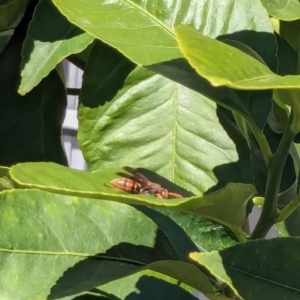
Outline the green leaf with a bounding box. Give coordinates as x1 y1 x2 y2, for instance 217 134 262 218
52 0 274 126
0 189 221 299
52 0 273 65
174 24 300 90
19 0 94 95
78 66 252 194
190 237 300 300
52 0 182 65
261 0 300 21
9 162 255 219
0 6 68 166
9 162 207 208
10 162 255 243
0 189 200 299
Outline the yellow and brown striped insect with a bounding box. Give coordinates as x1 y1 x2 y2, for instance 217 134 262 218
108 166 182 199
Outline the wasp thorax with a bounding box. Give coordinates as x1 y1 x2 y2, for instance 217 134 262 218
160 189 168 199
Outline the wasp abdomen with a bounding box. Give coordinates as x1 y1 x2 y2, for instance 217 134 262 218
109 167 183 199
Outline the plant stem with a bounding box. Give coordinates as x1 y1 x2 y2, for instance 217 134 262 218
276 193 300 223
250 115 296 239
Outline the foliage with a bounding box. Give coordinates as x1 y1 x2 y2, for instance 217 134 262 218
1 0 300 299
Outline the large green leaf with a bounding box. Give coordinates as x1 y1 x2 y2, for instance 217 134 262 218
10 162 256 243
175 25 300 90
52 0 272 65
9 162 207 207
0 4 68 166
78 66 252 194
0 189 215 299
190 237 300 300
53 0 275 127
9 162 255 215
18 0 94 95
53 0 182 65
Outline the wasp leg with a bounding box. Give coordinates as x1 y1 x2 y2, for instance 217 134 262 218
140 189 151 195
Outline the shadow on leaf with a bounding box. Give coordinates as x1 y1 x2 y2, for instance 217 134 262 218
124 276 198 300
48 230 181 299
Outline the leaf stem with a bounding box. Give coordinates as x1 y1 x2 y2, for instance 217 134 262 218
250 113 296 239
247 122 272 165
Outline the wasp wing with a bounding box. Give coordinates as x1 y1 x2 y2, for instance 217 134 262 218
121 166 162 188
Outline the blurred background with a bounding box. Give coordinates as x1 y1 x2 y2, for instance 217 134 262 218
62 61 86 170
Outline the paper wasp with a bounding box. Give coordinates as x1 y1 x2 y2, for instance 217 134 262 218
108 166 182 199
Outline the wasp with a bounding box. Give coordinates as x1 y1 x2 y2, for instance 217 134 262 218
108 166 182 199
